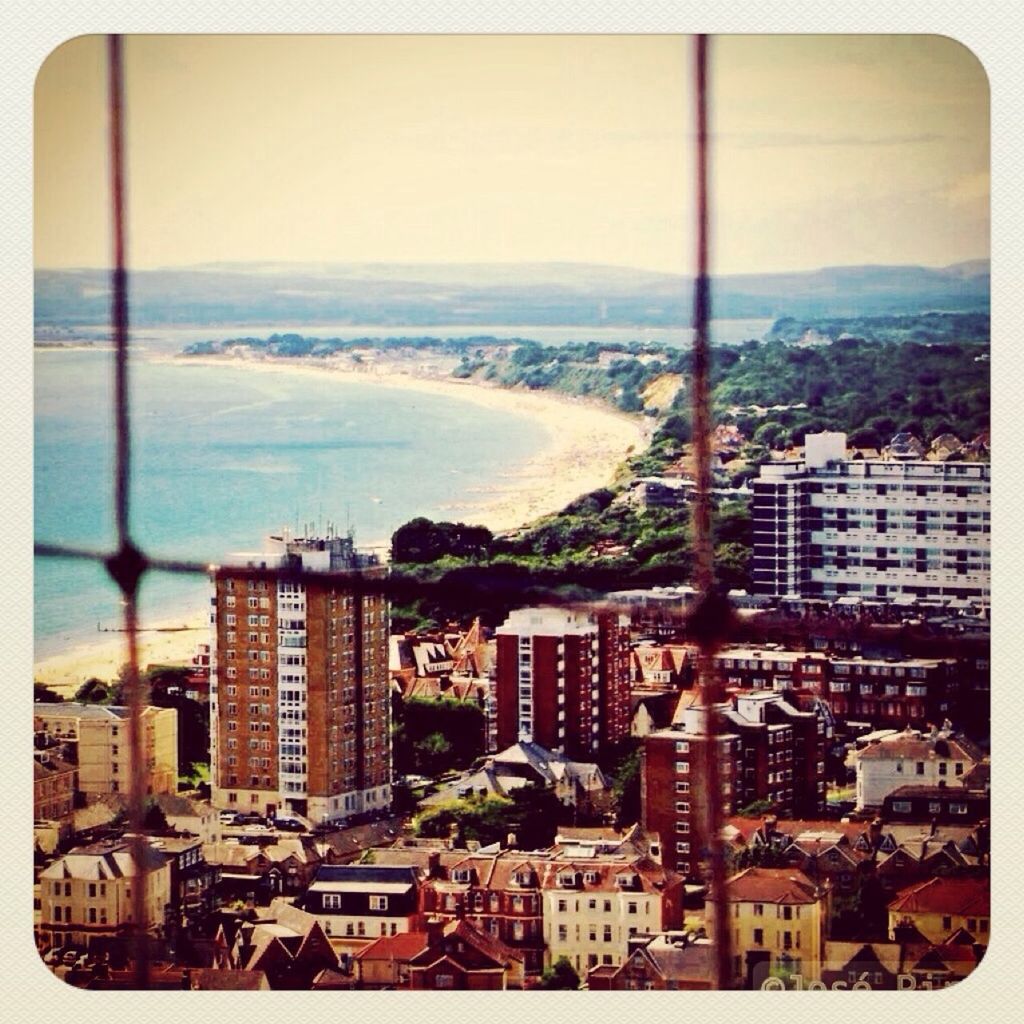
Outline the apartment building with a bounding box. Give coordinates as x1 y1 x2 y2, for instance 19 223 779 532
752 432 990 602
33 748 76 832
38 840 171 951
704 867 831 987
33 703 178 796
495 607 630 760
209 531 390 823
540 858 684 974
642 694 828 880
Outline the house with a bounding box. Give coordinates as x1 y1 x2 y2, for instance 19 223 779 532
153 794 221 843
203 837 321 905
407 918 525 990
147 835 217 932
38 839 172 953
704 867 830 988
887 875 990 946
586 931 713 990
855 724 983 811
422 741 611 812
300 864 421 940
354 929 432 988
215 902 339 989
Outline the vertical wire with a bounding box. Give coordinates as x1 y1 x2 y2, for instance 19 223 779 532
107 33 150 988
689 33 732 990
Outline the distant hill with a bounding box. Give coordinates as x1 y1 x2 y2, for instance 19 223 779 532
34 259 989 327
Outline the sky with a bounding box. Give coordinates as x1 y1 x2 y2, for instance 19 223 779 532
34 34 989 277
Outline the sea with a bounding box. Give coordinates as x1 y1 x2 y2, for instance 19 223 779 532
33 319 770 658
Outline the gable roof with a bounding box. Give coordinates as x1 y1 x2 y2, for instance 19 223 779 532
718 867 822 905
888 876 989 917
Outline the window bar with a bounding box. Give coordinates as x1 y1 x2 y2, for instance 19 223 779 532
689 33 732 991
105 33 151 989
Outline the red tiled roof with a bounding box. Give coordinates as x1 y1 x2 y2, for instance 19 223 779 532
720 867 822 905
888 876 989 917
355 930 430 962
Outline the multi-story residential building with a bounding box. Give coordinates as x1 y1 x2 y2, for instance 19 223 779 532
495 607 630 759
38 840 171 952
386 848 548 977
300 864 420 940
752 431 990 602
540 857 684 975
209 531 390 823
854 725 983 811
147 835 217 933
642 693 828 880
887 876 990 946
704 867 831 988
33 703 178 796
33 748 77 837
709 642 983 732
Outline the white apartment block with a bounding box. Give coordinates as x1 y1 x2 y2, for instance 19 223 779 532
752 432 990 602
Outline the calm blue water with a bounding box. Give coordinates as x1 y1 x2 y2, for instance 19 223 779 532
33 350 551 657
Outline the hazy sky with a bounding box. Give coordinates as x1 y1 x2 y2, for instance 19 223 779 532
34 34 989 276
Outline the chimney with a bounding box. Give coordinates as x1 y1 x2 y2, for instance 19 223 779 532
506 832 518 850
425 915 445 945
427 851 441 878
869 818 883 846
447 822 460 849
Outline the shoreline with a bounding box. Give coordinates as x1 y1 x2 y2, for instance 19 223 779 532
35 353 652 692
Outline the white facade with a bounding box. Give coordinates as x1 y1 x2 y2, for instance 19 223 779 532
854 731 979 810
752 433 990 601
542 879 661 972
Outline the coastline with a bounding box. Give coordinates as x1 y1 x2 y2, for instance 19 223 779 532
35 353 651 692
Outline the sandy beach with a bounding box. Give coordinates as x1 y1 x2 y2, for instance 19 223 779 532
35 354 651 694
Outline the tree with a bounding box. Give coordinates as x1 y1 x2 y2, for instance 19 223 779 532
412 732 453 777
75 677 110 703
33 681 63 704
611 743 642 829
142 800 169 832
538 956 581 990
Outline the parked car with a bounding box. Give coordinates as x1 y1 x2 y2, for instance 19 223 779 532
74 953 89 970
272 817 305 833
233 812 266 826
218 810 239 824
242 823 272 834
62 949 79 966
42 948 62 966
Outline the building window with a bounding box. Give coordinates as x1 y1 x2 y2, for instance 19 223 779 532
369 895 389 911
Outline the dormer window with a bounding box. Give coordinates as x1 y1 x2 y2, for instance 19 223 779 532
452 868 473 884
557 872 580 889
616 873 639 889
584 871 599 884
512 869 535 887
